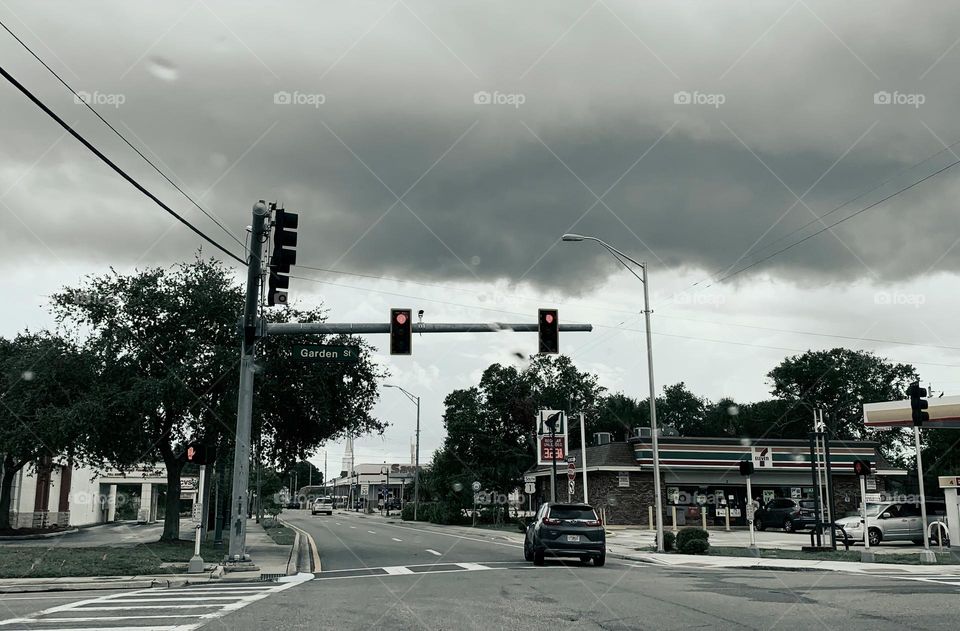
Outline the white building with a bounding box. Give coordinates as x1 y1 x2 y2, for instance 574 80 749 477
4 458 198 529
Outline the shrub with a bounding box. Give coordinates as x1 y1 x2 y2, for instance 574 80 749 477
660 531 676 552
679 538 710 555
675 527 709 551
401 503 415 521
429 502 469 525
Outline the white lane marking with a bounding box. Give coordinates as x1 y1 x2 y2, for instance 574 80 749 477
0 575 312 630
350 526 356 529
368 530 377 534
392 537 403 542
383 566 415 575
426 549 442 556
355 519 523 551
0 627 178 631
8 615 203 623
456 562 491 571
336 522 342 525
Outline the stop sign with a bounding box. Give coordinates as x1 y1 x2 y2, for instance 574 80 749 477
567 461 576 480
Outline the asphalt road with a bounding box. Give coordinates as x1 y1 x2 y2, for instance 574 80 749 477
3 511 959 630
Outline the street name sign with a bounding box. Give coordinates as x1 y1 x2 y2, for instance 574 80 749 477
293 344 360 363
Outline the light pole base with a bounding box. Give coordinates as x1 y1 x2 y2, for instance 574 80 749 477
188 555 205 573
920 549 938 564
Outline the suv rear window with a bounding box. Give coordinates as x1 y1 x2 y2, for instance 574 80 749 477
548 506 597 520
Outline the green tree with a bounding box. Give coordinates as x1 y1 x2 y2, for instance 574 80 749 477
593 392 642 442
766 348 916 457
52 257 386 541
0 333 98 530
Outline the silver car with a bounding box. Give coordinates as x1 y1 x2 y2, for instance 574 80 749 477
836 501 948 546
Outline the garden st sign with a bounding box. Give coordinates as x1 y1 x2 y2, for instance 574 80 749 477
293 344 360 363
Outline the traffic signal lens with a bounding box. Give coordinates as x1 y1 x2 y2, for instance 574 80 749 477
538 308 559 354
545 313 554 324
390 308 412 355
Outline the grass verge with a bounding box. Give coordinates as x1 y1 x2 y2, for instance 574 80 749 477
0 540 220 578
261 520 296 546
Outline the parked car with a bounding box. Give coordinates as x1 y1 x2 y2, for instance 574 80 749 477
522 503 606 566
311 496 334 515
754 498 818 532
835 501 948 546
284 501 301 510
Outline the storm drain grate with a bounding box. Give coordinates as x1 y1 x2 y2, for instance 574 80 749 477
260 573 285 582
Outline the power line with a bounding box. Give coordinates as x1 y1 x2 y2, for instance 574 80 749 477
0 19 245 249
708 154 960 286
696 137 960 287
0 63 245 265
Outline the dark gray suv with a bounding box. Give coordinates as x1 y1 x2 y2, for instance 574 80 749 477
523 503 606 566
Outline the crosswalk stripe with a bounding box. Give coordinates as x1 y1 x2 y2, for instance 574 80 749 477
383 566 415 575
455 563 491 571
426 549 442 556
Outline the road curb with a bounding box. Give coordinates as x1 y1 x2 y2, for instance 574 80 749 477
0 529 79 541
0 574 222 593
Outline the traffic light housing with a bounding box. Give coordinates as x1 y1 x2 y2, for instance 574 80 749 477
538 308 559 354
853 459 872 476
738 460 754 476
268 206 298 306
907 381 929 426
181 441 217 466
390 308 412 355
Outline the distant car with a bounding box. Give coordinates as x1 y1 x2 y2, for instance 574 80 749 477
311 497 334 516
284 501 301 510
523 502 606 566
835 501 949 546
754 498 817 532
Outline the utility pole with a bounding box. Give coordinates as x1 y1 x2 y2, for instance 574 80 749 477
227 201 268 563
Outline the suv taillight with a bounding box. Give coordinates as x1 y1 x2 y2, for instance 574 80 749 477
542 517 561 525
584 519 601 527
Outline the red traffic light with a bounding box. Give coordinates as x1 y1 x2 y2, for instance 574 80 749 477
396 312 407 325
544 313 554 324
390 308 412 355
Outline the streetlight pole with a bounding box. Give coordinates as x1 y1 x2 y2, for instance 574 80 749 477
385 385 421 520
563 233 665 552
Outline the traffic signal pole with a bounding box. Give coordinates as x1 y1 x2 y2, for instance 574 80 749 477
227 201 268 562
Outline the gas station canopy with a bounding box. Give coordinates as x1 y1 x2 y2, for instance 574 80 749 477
863 395 960 429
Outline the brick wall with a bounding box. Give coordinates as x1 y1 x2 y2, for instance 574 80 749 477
537 470 663 525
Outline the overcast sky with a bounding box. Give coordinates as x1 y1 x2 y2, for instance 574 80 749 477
2 1 960 473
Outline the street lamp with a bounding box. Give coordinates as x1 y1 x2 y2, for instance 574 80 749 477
562 233 666 552
385 384 421 520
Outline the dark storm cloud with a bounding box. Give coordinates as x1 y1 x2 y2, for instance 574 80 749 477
2 0 960 289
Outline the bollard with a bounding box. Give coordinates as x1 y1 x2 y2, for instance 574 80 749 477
724 505 730 531
648 506 654 531
671 506 679 533
701 510 707 530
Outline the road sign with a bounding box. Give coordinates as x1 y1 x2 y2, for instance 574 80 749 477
191 501 203 524
293 344 360 363
360 485 368 496
524 482 536 494
471 481 481 492
567 479 575 496
567 460 576 480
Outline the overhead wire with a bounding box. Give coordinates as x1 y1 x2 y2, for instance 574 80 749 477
0 19 245 249
0 63 245 265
